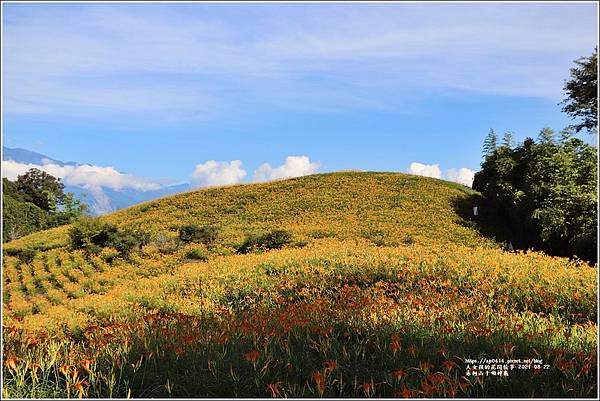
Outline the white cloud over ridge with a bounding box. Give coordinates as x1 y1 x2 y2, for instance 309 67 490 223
254 156 320 182
408 162 442 179
190 160 247 187
408 162 476 187
1 159 161 191
445 167 476 187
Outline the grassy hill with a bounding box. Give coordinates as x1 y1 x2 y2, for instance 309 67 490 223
2 172 597 398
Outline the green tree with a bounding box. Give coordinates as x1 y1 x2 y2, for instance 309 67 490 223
561 48 598 134
2 194 46 241
473 135 597 263
16 168 65 212
3 173 89 241
537 127 555 144
501 131 515 148
482 128 498 156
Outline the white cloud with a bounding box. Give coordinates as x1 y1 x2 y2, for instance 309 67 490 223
408 162 476 187
445 167 476 187
190 160 247 187
408 162 442 179
254 156 320 182
1 160 161 191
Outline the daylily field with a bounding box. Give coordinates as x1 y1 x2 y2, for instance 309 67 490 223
2 172 597 398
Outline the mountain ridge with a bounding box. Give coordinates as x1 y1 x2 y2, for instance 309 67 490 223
2 146 189 215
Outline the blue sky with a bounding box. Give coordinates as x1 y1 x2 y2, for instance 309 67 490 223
2 2 598 188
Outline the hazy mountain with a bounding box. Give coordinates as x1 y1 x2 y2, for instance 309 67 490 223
3 146 77 166
2 146 189 215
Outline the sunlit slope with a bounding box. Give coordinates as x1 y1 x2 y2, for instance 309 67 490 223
6 172 491 251
3 172 597 398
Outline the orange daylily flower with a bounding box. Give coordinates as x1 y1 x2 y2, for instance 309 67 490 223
5 355 19 372
324 360 337 371
266 382 282 397
30 363 41 380
358 382 373 395
312 370 326 396
392 369 407 380
59 364 70 377
396 386 414 398
244 350 260 364
80 359 94 374
442 360 458 371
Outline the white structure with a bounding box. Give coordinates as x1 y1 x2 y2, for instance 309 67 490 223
473 206 478 216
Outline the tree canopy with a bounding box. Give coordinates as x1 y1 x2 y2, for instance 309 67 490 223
15 168 65 212
473 128 597 263
3 170 88 242
561 48 598 135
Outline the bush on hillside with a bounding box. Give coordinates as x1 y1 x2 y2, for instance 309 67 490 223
183 248 209 262
69 217 149 257
109 230 142 258
178 224 220 245
152 234 180 255
237 229 292 254
5 247 38 264
69 217 118 254
2 194 47 242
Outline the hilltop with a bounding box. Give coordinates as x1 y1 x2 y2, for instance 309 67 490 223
2 172 597 398
5 171 491 252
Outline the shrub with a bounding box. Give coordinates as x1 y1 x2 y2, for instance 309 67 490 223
4 248 22 257
237 229 293 254
69 217 148 257
178 224 219 245
10 248 37 264
402 235 415 245
108 230 141 258
309 229 335 239
2 194 46 241
99 248 120 264
183 248 209 262
69 217 118 253
153 234 180 255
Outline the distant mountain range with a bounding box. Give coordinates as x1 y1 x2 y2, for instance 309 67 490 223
2 146 190 215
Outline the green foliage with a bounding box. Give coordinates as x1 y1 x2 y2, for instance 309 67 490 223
15 168 65 212
473 128 597 262
3 174 88 242
69 217 118 254
109 230 142 258
178 224 219 245
482 128 498 156
501 131 515 148
68 217 145 257
5 247 37 264
237 229 293 254
17 248 37 265
152 234 180 255
183 248 209 261
561 48 598 134
2 194 47 241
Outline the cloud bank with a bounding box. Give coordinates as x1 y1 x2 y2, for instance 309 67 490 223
190 160 247 187
445 167 476 187
408 162 442 179
1 159 161 191
408 162 476 187
254 156 320 182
